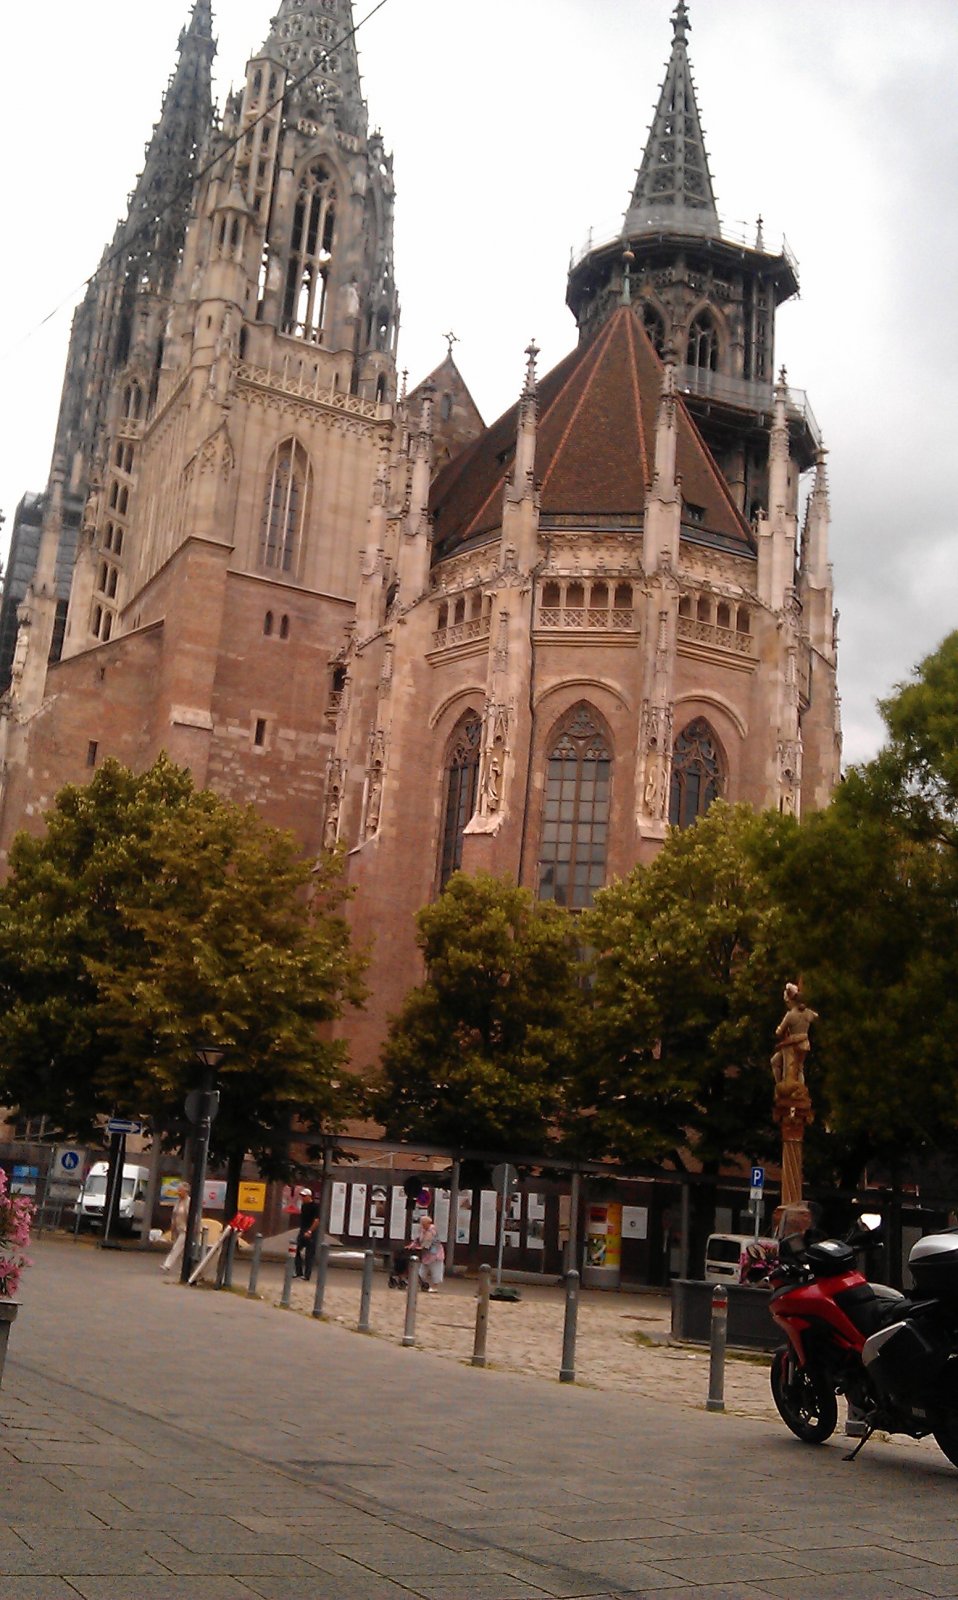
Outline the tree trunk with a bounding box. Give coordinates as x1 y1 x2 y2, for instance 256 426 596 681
224 1148 244 1223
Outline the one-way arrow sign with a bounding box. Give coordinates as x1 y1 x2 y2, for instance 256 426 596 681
106 1117 141 1136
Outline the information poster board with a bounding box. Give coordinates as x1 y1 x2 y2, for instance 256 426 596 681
479 1190 498 1247
237 1181 267 1213
621 1205 649 1240
369 1184 387 1239
348 1182 367 1235
389 1186 407 1239
433 1191 450 1240
527 1192 546 1250
329 1181 347 1235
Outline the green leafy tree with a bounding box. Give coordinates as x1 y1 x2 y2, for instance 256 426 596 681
856 630 958 852
756 789 958 1184
0 756 365 1200
577 803 792 1171
371 872 581 1153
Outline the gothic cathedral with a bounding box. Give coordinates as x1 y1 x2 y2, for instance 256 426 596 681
0 1 840 1070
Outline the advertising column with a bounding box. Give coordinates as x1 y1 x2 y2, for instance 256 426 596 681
583 1200 622 1288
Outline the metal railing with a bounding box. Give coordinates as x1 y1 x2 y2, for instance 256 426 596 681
673 365 821 447
571 212 798 274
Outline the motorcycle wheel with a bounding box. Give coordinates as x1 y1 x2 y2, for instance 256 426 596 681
770 1346 838 1443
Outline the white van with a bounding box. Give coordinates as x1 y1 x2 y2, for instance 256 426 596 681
705 1232 777 1284
76 1163 149 1234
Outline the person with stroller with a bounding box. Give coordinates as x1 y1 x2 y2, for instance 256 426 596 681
414 1213 445 1292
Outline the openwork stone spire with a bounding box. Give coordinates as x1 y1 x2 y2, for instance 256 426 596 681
262 0 366 139
625 0 719 239
122 0 216 284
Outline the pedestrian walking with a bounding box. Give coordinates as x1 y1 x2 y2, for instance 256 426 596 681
295 1189 320 1280
162 1182 190 1273
415 1213 444 1292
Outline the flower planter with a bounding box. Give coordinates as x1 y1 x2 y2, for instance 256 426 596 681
0 1301 20 1387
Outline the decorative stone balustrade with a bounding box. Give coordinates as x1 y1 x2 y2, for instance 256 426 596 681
538 607 636 632
677 614 754 656
431 615 491 651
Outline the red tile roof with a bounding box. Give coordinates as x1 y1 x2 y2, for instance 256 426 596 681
430 305 752 562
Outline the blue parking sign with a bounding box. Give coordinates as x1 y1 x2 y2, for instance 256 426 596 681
750 1166 765 1191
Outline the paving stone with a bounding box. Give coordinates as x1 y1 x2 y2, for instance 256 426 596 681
8 1239 958 1600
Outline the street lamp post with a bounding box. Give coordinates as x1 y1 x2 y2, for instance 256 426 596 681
179 1046 223 1284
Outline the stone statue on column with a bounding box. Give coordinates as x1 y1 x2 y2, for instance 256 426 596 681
771 982 817 1208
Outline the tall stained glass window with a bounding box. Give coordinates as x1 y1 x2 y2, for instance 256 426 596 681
260 440 310 573
438 713 481 890
669 718 724 829
537 704 611 909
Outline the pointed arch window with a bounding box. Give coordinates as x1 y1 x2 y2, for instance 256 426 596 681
259 440 311 573
438 712 481 890
641 301 666 357
687 311 718 372
282 162 337 341
538 704 612 909
669 718 724 829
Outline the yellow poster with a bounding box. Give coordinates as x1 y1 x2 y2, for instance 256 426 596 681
604 1203 622 1271
237 1181 267 1212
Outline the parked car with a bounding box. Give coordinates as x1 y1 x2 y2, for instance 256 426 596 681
705 1231 777 1284
75 1163 149 1235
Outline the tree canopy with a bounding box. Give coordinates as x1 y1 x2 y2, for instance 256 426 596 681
576 802 791 1171
870 629 958 852
371 872 581 1153
0 755 365 1182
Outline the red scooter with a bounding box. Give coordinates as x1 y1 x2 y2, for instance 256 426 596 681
767 1227 958 1467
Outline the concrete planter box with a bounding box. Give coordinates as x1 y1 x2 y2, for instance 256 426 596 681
671 1279 779 1351
0 1300 20 1386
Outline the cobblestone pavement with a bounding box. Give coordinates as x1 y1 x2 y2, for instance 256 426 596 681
1 1236 956 1600
286 1267 780 1423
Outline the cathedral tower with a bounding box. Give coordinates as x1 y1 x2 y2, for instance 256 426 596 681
567 0 815 518
0 0 401 857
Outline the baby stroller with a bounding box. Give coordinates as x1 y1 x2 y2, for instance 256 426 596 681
388 1247 409 1289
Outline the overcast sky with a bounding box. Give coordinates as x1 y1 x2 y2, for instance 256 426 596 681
2 0 956 765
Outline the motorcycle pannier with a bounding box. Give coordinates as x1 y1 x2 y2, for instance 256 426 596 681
909 1234 958 1304
862 1317 941 1405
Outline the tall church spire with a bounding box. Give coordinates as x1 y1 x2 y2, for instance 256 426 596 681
625 0 719 240
262 0 366 140
123 1 216 285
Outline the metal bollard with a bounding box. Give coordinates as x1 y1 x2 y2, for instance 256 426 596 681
222 1228 237 1290
559 1269 580 1383
706 1283 728 1412
312 1242 331 1319
402 1251 420 1346
472 1263 491 1367
280 1240 296 1308
215 1232 229 1289
358 1249 375 1332
246 1234 263 1298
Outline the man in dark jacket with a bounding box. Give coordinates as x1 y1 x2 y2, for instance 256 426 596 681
294 1189 320 1280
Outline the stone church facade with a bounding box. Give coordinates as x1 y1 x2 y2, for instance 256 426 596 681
0 1 840 1072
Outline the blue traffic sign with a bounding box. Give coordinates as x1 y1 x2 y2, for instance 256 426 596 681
106 1118 142 1136
750 1166 765 1191
60 1151 80 1171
